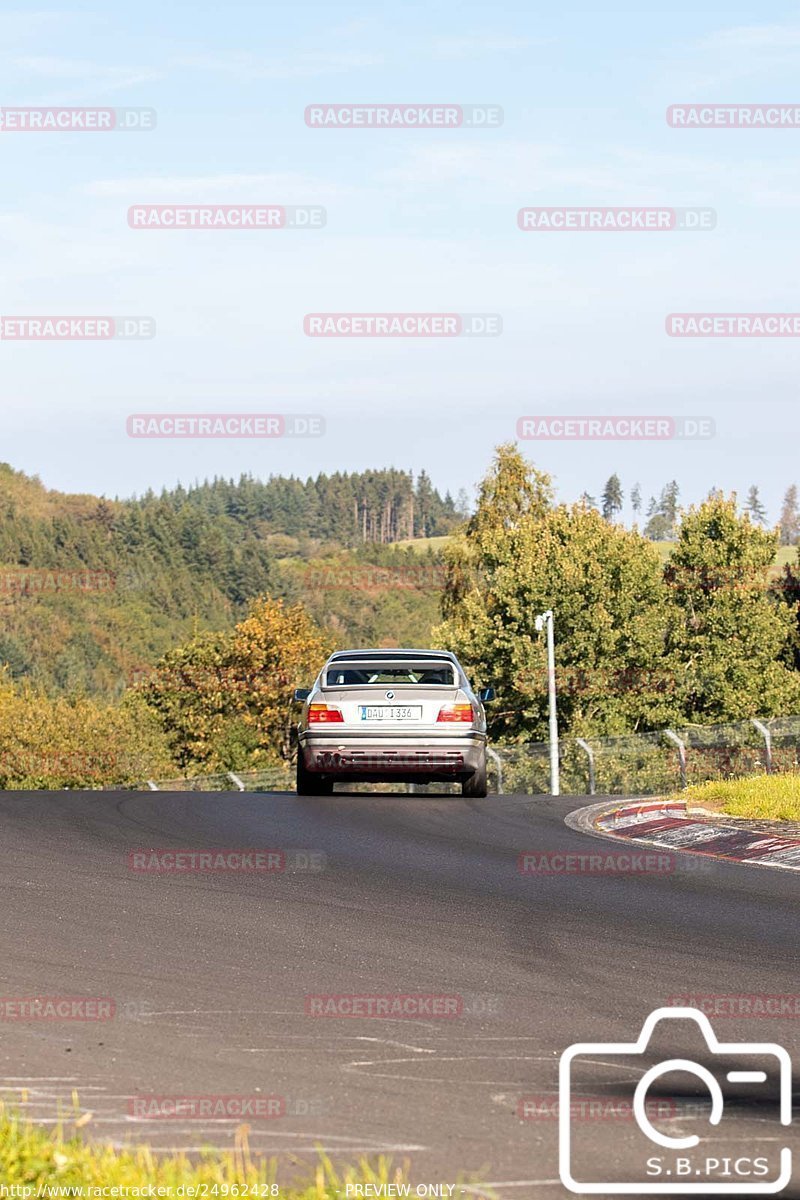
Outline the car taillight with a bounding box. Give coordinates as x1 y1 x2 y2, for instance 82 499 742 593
436 703 475 723
308 703 344 724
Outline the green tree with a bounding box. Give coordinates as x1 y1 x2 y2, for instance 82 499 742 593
455 488 471 520
745 485 768 526
644 482 680 541
663 481 680 529
439 445 552 623
664 496 800 720
434 452 676 740
779 484 799 545
601 473 624 522
772 548 800 671
467 443 553 542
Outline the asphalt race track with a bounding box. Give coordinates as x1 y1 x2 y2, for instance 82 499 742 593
1 790 799 1197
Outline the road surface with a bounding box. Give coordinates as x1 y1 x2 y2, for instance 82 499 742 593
1 790 798 1196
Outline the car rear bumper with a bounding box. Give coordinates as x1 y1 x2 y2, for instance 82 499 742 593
298 731 485 782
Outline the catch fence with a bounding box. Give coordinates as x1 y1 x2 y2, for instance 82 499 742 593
141 715 800 795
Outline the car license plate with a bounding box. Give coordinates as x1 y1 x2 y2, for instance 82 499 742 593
359 705 422 721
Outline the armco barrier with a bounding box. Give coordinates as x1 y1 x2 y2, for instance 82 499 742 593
136 717 800 795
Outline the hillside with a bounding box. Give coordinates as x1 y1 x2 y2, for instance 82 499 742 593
0 464 460 697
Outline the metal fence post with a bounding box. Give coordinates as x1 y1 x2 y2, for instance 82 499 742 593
575 739 595 796
486 747 504 795
534 609 560 796
664 730 687 789
751 719 773 774
227 772 246 791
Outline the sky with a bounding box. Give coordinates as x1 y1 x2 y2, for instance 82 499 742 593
2 0 800 523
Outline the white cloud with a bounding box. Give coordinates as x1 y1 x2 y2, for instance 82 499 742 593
8 55 163 96
0 210 146 281
81 172 353 202
78 140 800 214
378 141 713 201
375 137 800 212
700 23 800 52
666 20 800 93
172 49 383 80
0 10 69 37
428 33 551 59
170 28 543 79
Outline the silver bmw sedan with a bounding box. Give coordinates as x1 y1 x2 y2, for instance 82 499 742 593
294 648 493 797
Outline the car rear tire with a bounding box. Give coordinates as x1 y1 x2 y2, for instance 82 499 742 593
296 755 334 796
461 752 488 799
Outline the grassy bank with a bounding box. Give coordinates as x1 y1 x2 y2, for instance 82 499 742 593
0 1105 411 1196
684 773 800 821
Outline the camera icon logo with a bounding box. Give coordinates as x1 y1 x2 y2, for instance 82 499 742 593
559 1006 792 1194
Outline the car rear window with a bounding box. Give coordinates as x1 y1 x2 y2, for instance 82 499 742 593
325 663 457 687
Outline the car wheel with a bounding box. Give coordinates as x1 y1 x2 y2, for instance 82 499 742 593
461 752 488 799
296 755 334 796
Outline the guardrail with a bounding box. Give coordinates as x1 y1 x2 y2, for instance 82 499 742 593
139 715 800 795
489 715 800 796
144 767 294 792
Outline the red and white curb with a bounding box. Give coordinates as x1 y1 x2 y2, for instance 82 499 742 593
566 799 800 873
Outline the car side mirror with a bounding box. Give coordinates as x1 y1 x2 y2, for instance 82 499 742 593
294 688 311 701
478 686 495 703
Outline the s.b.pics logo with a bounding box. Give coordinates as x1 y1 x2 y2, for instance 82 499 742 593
559 1007 792 1194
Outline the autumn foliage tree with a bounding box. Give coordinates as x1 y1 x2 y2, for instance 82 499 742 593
230 597 333 761
140 596 332 772
0 675 175 788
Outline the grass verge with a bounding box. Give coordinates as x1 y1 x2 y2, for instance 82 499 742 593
0 1103 409 1195
683 773 800 821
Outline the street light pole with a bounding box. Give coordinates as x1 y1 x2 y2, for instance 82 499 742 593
535 609 559 796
